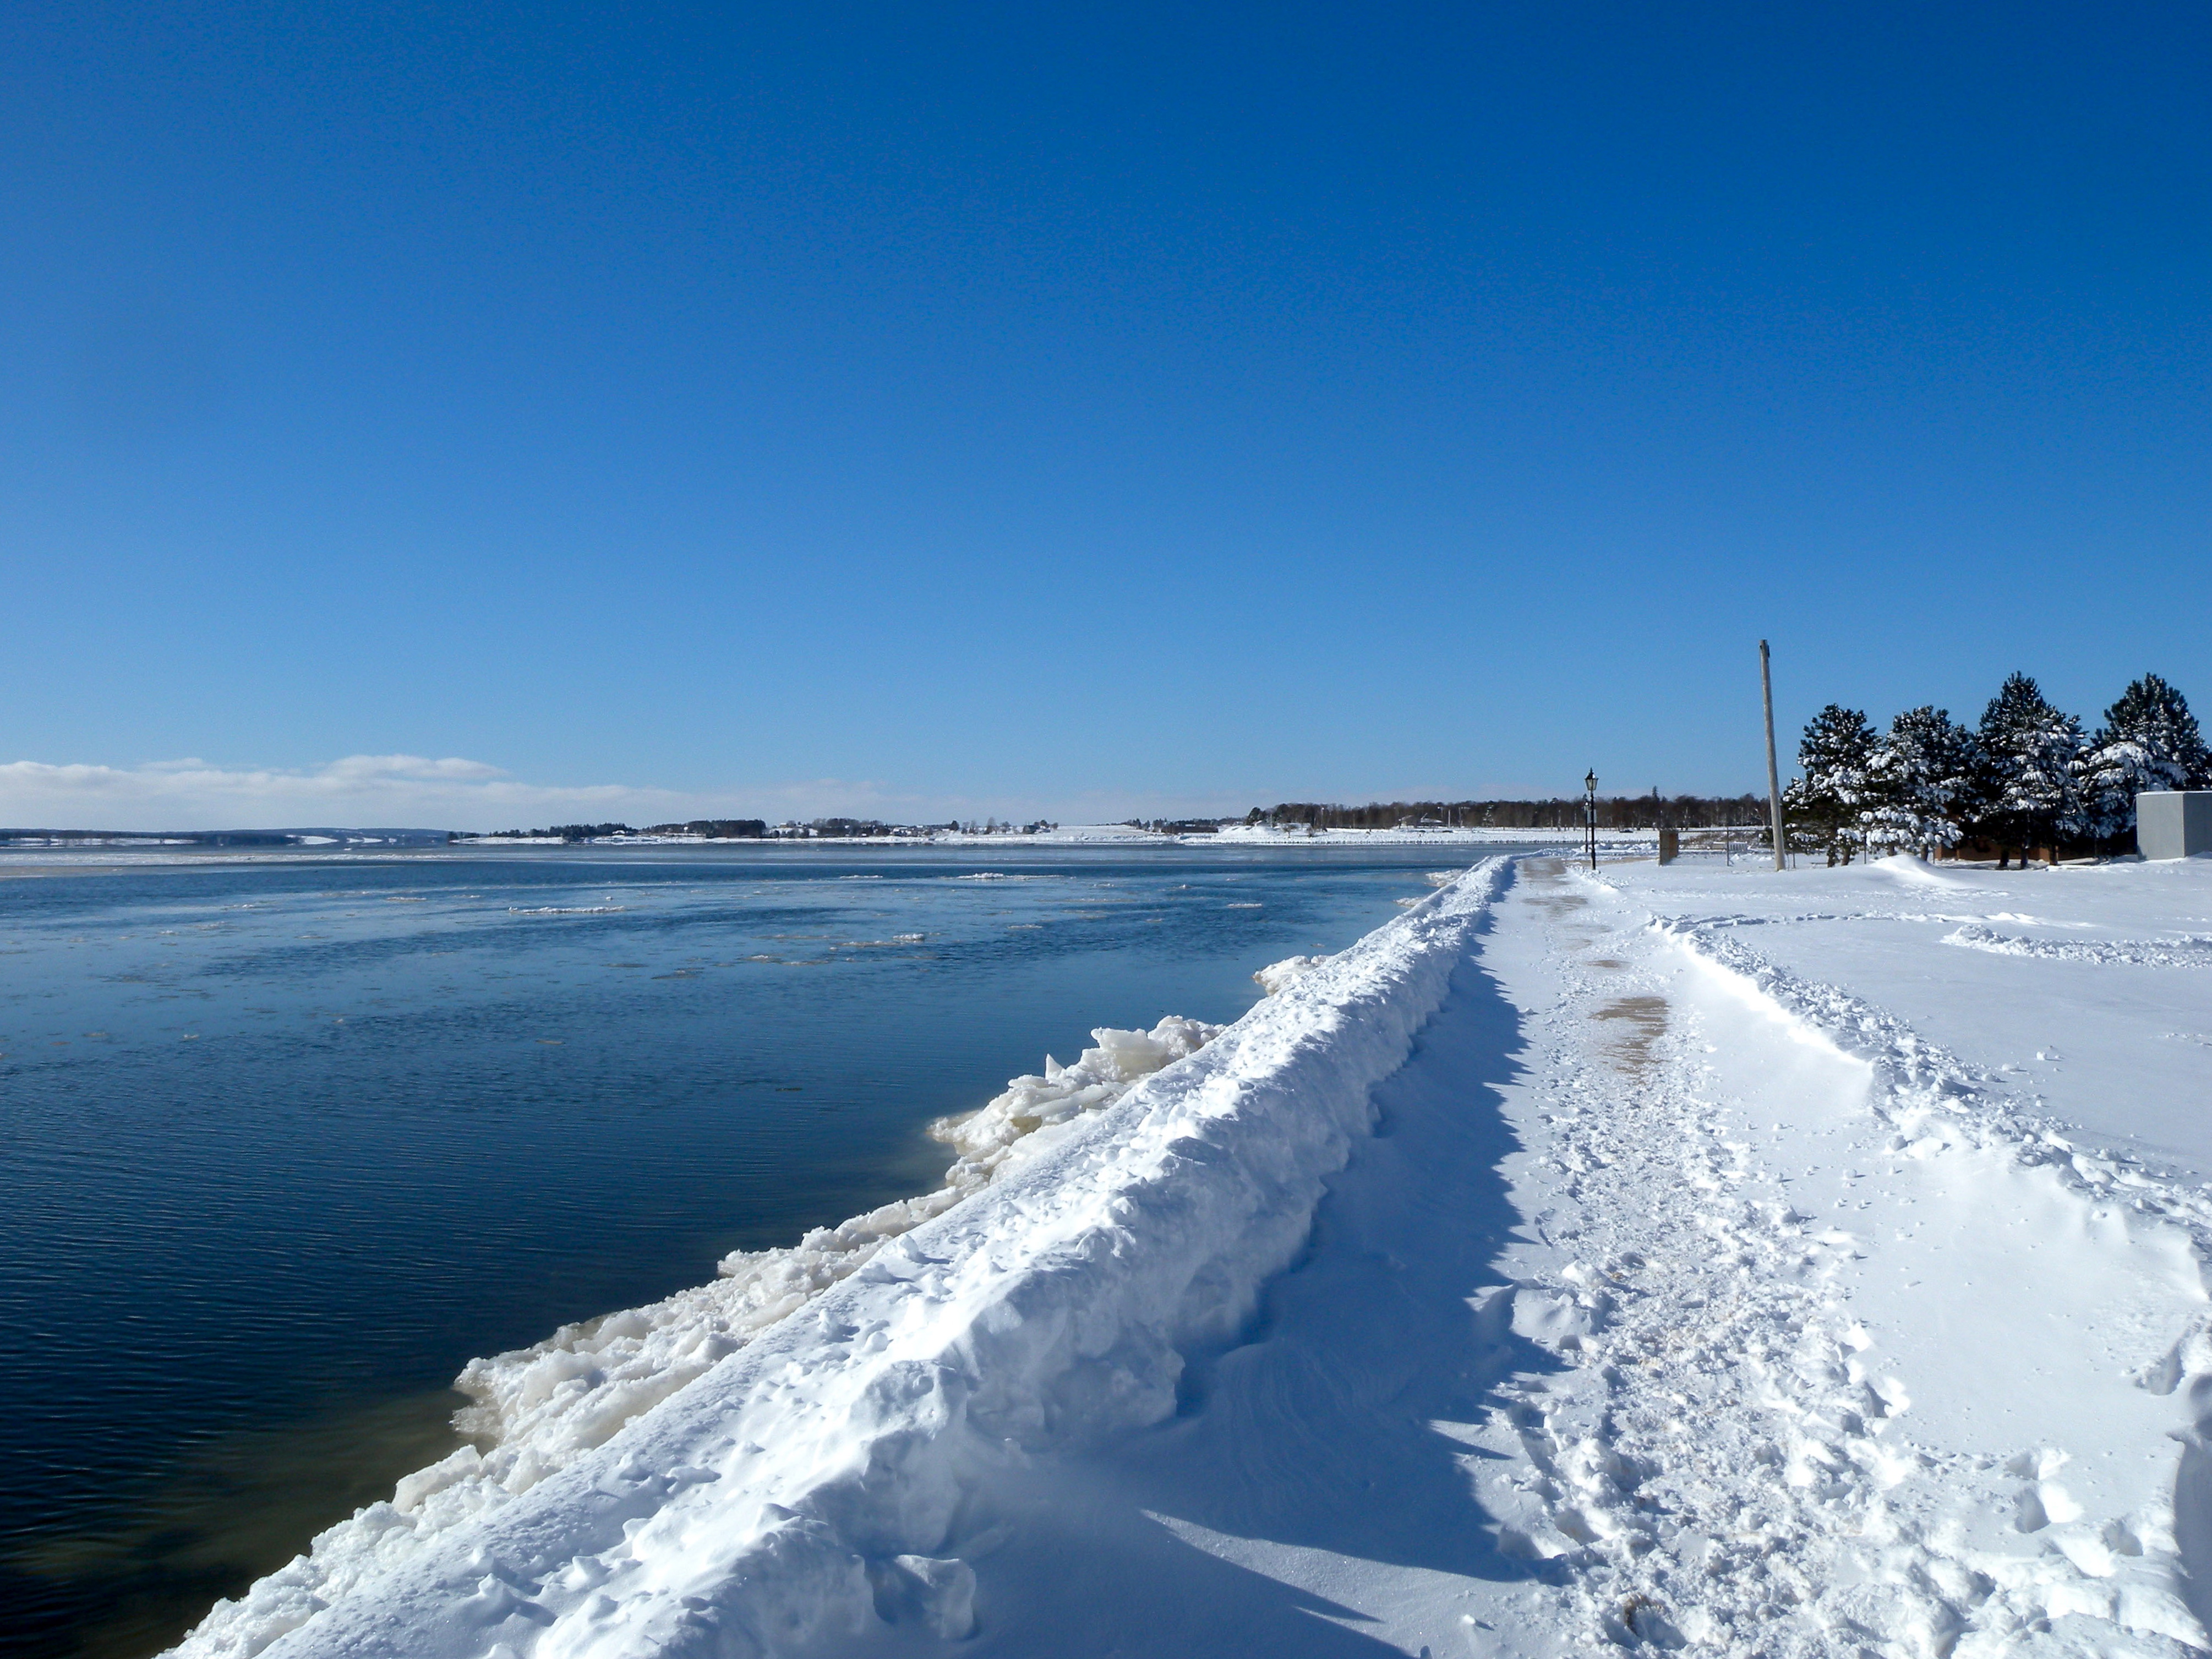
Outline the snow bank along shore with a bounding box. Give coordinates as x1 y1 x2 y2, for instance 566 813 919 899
173 863 1511 1657
172 850 2212 1657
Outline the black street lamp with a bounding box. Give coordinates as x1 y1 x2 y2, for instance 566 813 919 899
1583 770 1598 871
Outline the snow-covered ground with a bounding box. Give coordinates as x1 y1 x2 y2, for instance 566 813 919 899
170 854 2212 1658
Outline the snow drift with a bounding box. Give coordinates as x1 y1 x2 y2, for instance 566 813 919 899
447 1014 1226 1486
172 860 1509 1658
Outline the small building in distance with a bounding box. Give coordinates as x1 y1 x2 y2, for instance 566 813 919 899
2138 792 2212 860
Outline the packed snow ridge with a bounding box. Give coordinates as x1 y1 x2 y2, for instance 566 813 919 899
174 865 1506 1658
174 852 2212 1658
450 1013 1226 1476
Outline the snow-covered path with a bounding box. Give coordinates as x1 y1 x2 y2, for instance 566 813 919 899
172 855 2212 1658
1464 861 2205 1656
957 858 2209 1656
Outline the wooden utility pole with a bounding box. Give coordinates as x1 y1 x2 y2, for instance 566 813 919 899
1760 639 1785 872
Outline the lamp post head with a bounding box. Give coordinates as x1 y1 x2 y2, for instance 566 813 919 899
1584 770 1597 794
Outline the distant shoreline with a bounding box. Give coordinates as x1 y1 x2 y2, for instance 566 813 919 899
0 827 1621 879
446 825 1612 849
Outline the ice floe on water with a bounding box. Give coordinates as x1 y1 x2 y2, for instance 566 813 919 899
1250 953 1327 995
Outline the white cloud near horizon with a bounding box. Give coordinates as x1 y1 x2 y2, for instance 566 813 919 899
0 754 799 832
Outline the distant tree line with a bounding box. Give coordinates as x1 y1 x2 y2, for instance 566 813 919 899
1785 671 2208 866
0 829 299 847
644 820 768 838
1246 796 1768 832
483 822 641 842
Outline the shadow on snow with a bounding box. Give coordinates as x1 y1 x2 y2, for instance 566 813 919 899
955 898 1557 1657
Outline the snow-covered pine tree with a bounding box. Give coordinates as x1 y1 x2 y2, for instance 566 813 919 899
1974 673 2088 862
1784 705 1877 865
1862 706 1976 858
2077 673 2211 844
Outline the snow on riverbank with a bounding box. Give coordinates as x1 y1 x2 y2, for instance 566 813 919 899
446 1016 1226 1480
171 852 2212 1658
171 863 1513 1658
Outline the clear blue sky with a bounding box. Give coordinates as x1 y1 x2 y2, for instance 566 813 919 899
3 3 2207 827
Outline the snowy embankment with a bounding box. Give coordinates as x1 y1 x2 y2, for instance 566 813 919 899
174 862 1512 1659
940 854 2212 1658
177 852 2212 1658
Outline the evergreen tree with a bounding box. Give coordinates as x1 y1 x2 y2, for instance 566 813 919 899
2077 673 2211 842
1784 705 1877 864
1862 706 1976 858
1974 673 2087 859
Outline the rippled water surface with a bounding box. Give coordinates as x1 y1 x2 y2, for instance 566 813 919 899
0 842 1537 1656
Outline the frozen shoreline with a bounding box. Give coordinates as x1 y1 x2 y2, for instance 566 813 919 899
1 832 1580 876
172 863 1512 1658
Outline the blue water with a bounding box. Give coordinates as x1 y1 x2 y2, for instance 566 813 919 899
0 843 1536 1656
